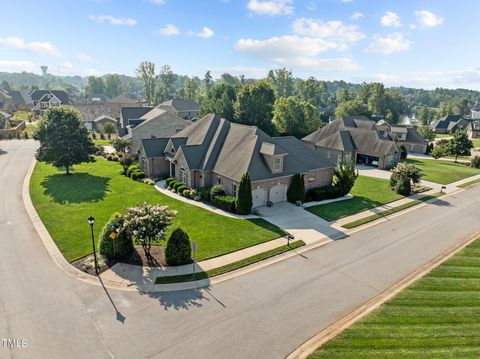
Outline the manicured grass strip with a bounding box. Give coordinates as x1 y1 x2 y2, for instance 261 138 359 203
457 178 480 188
155 240 305 284
306 176 403 222
406 158 480 185
93 139 111 146
342 193 443 229
310 238 480 359
30 160 286 262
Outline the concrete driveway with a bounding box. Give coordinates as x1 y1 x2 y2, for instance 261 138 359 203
258 201 346 244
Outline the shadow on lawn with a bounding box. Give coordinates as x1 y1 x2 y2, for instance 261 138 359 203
41 172 110 204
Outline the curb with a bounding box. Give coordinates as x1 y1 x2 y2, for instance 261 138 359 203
287 231 480 359
22 159 335 292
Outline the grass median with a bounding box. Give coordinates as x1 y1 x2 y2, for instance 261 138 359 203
457 178 480 189
155 240 305 284
311 237 480 358
342 193 443 229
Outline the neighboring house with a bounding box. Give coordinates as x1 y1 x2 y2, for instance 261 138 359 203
30 90 74 115
467 121 480 139
377 120 428 154
138 138 170 178
430 115 470 134
8 90 32 110
84 115 118 132
119 106 153 129
139 114 336 207
158 98 199 121
131 107 191 153
303 116 401 170
0 90 16 112
106 93 143 116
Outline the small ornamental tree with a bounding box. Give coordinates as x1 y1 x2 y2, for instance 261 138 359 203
287 173 305 203
236 172 253 214
399 144 408 160
119 156 133 175
99 213 134 260
34 106 96 174
390 162 423 195
447 131 474 162
165 228 192 266
333 159 358 196
430 145 446 160
111 138 131 154
123 202 176 255
102 122 117 137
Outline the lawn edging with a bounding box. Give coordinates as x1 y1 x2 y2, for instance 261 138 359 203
156 240 305 284
287 231 480 359
457 178 480 188
342 192 443 229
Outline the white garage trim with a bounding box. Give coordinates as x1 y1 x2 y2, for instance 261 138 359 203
269 184 287 203
252 188 267 208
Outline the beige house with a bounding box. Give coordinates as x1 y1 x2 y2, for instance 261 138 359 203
139 114 336 207
131 107 192 153
158 98 199 121
303 116 401 170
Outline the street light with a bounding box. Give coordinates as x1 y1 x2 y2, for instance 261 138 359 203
88 214 98 274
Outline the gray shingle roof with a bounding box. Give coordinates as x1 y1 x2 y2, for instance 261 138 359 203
120 106 153 126
140 138 169 158
173 114 335 182
303 117 398 155
159 98 199 112
431 115 466 130
30 90 73 104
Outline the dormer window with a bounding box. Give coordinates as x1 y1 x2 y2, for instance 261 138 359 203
274 157 282 172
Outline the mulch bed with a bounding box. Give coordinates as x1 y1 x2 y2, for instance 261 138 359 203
72 245 167 276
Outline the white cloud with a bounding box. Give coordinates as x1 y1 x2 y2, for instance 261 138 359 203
351 12 363 20
414 10 444 28
235 35 359 71
76 53 94 63
366 33 411 55
195 27 214 39
0 60 36 73
247 0 294 16
62 61 73 69
148 0 165 4
156 24 180 36
340 0 353 3
0 36 62 57
381 11 401 27
292 18 365 43
88 15 137 26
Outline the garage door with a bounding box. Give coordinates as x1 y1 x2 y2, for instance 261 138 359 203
269 184 287 203
252 188 267 208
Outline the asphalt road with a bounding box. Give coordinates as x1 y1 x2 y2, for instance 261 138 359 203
1 140 479 359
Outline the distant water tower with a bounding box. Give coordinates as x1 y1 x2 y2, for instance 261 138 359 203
40 66 48 76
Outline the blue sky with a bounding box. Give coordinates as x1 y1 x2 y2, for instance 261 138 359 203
1 0 480 89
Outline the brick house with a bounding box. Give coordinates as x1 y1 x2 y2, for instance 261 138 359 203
139 114 336 207
303 116 401 170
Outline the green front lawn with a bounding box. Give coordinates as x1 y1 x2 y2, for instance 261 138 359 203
30 159 286 262
406 158 480 184
311 238 480 358
93 139 111 146
472 139 480 148
306 176 403 222
434 134 452 139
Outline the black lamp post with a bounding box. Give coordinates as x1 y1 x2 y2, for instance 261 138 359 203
88 214 98 274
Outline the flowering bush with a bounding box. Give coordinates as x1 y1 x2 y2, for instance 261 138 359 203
123 202 177 255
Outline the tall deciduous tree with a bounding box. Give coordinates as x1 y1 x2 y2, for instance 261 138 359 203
199 83 237 120
85 76 105 95
447 131 474 162
136 61 156 105
185 77 199 102
156 64 176 103
34 106 96 175
267 68 294 98
203 70 213 95
417 124 435 142
234 80 275 134
104 74 124 98
296 77 329 108
272 96 320 138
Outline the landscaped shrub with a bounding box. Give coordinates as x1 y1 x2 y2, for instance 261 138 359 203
287 173 305 203
177 184 187 194
95 145 105 156
308 185 342 201
126 163 139 177
165 228 192 266
399 144 408 160
183 189 190 197
143 178 155 185
165 177 175 186
236 172 253 214
210 184 225 199
131 170 145 180
99 213 134 260
189 189 197 199
471 155 480 168
100 132 105 140
173 181 184 191
213 195 237 213
107 155 113 161
395 177 411 196
198 187 211 201
333 160 358 196
92 132 97 140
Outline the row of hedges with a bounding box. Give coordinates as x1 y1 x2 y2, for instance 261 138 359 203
308 186 343 201
213 195 237 213
165 177 201 200
125 163 145 181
